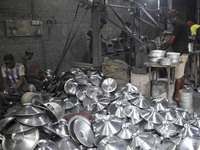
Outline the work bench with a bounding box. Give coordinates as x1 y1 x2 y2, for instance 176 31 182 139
144 62 179 100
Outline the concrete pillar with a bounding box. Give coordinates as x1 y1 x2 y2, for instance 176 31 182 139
91 7 102 68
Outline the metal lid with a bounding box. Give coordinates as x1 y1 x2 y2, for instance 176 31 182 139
35 139 60 150
93 115 123 136
108 100 130 118
73 119 94 147
101 78 117 93
117 122 138 139
14 103 45 116
56 138 79 150
2 128 39 150
64 78 79 95
3 122 34 134
86 86 104 100
15 113 49 126
75 74 89 85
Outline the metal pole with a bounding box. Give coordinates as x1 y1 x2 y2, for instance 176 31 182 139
91 7 102 68
197 0 200 24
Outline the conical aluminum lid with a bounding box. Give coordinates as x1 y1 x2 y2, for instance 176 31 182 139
108 100 130 118
124 105 143 124
93 115 123 136
75 74 89 85
90 98 110 113
14 104 45 116
117 122 138 139
129 93 149 108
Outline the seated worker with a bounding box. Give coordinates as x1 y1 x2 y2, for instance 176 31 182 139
186 21 200 44
87 17 107 63
1 54 25 89
20 50 43 90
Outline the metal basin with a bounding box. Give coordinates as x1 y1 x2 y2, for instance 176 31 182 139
2 128 39 150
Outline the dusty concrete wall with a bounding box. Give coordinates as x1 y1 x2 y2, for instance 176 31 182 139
0 0 132 74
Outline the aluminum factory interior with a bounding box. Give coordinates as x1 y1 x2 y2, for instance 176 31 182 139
1 0 200 149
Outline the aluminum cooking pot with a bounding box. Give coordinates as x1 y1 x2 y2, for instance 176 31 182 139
21 92 43 104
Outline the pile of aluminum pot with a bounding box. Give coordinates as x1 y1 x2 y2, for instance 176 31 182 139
0 68 200 150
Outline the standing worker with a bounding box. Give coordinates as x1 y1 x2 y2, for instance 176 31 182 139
1 54 25 89
186 20 200 44
160 10 189 101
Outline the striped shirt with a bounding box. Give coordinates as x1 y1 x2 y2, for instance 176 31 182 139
1 63 25 86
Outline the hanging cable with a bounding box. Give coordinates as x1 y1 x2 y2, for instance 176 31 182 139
53 5 88 77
